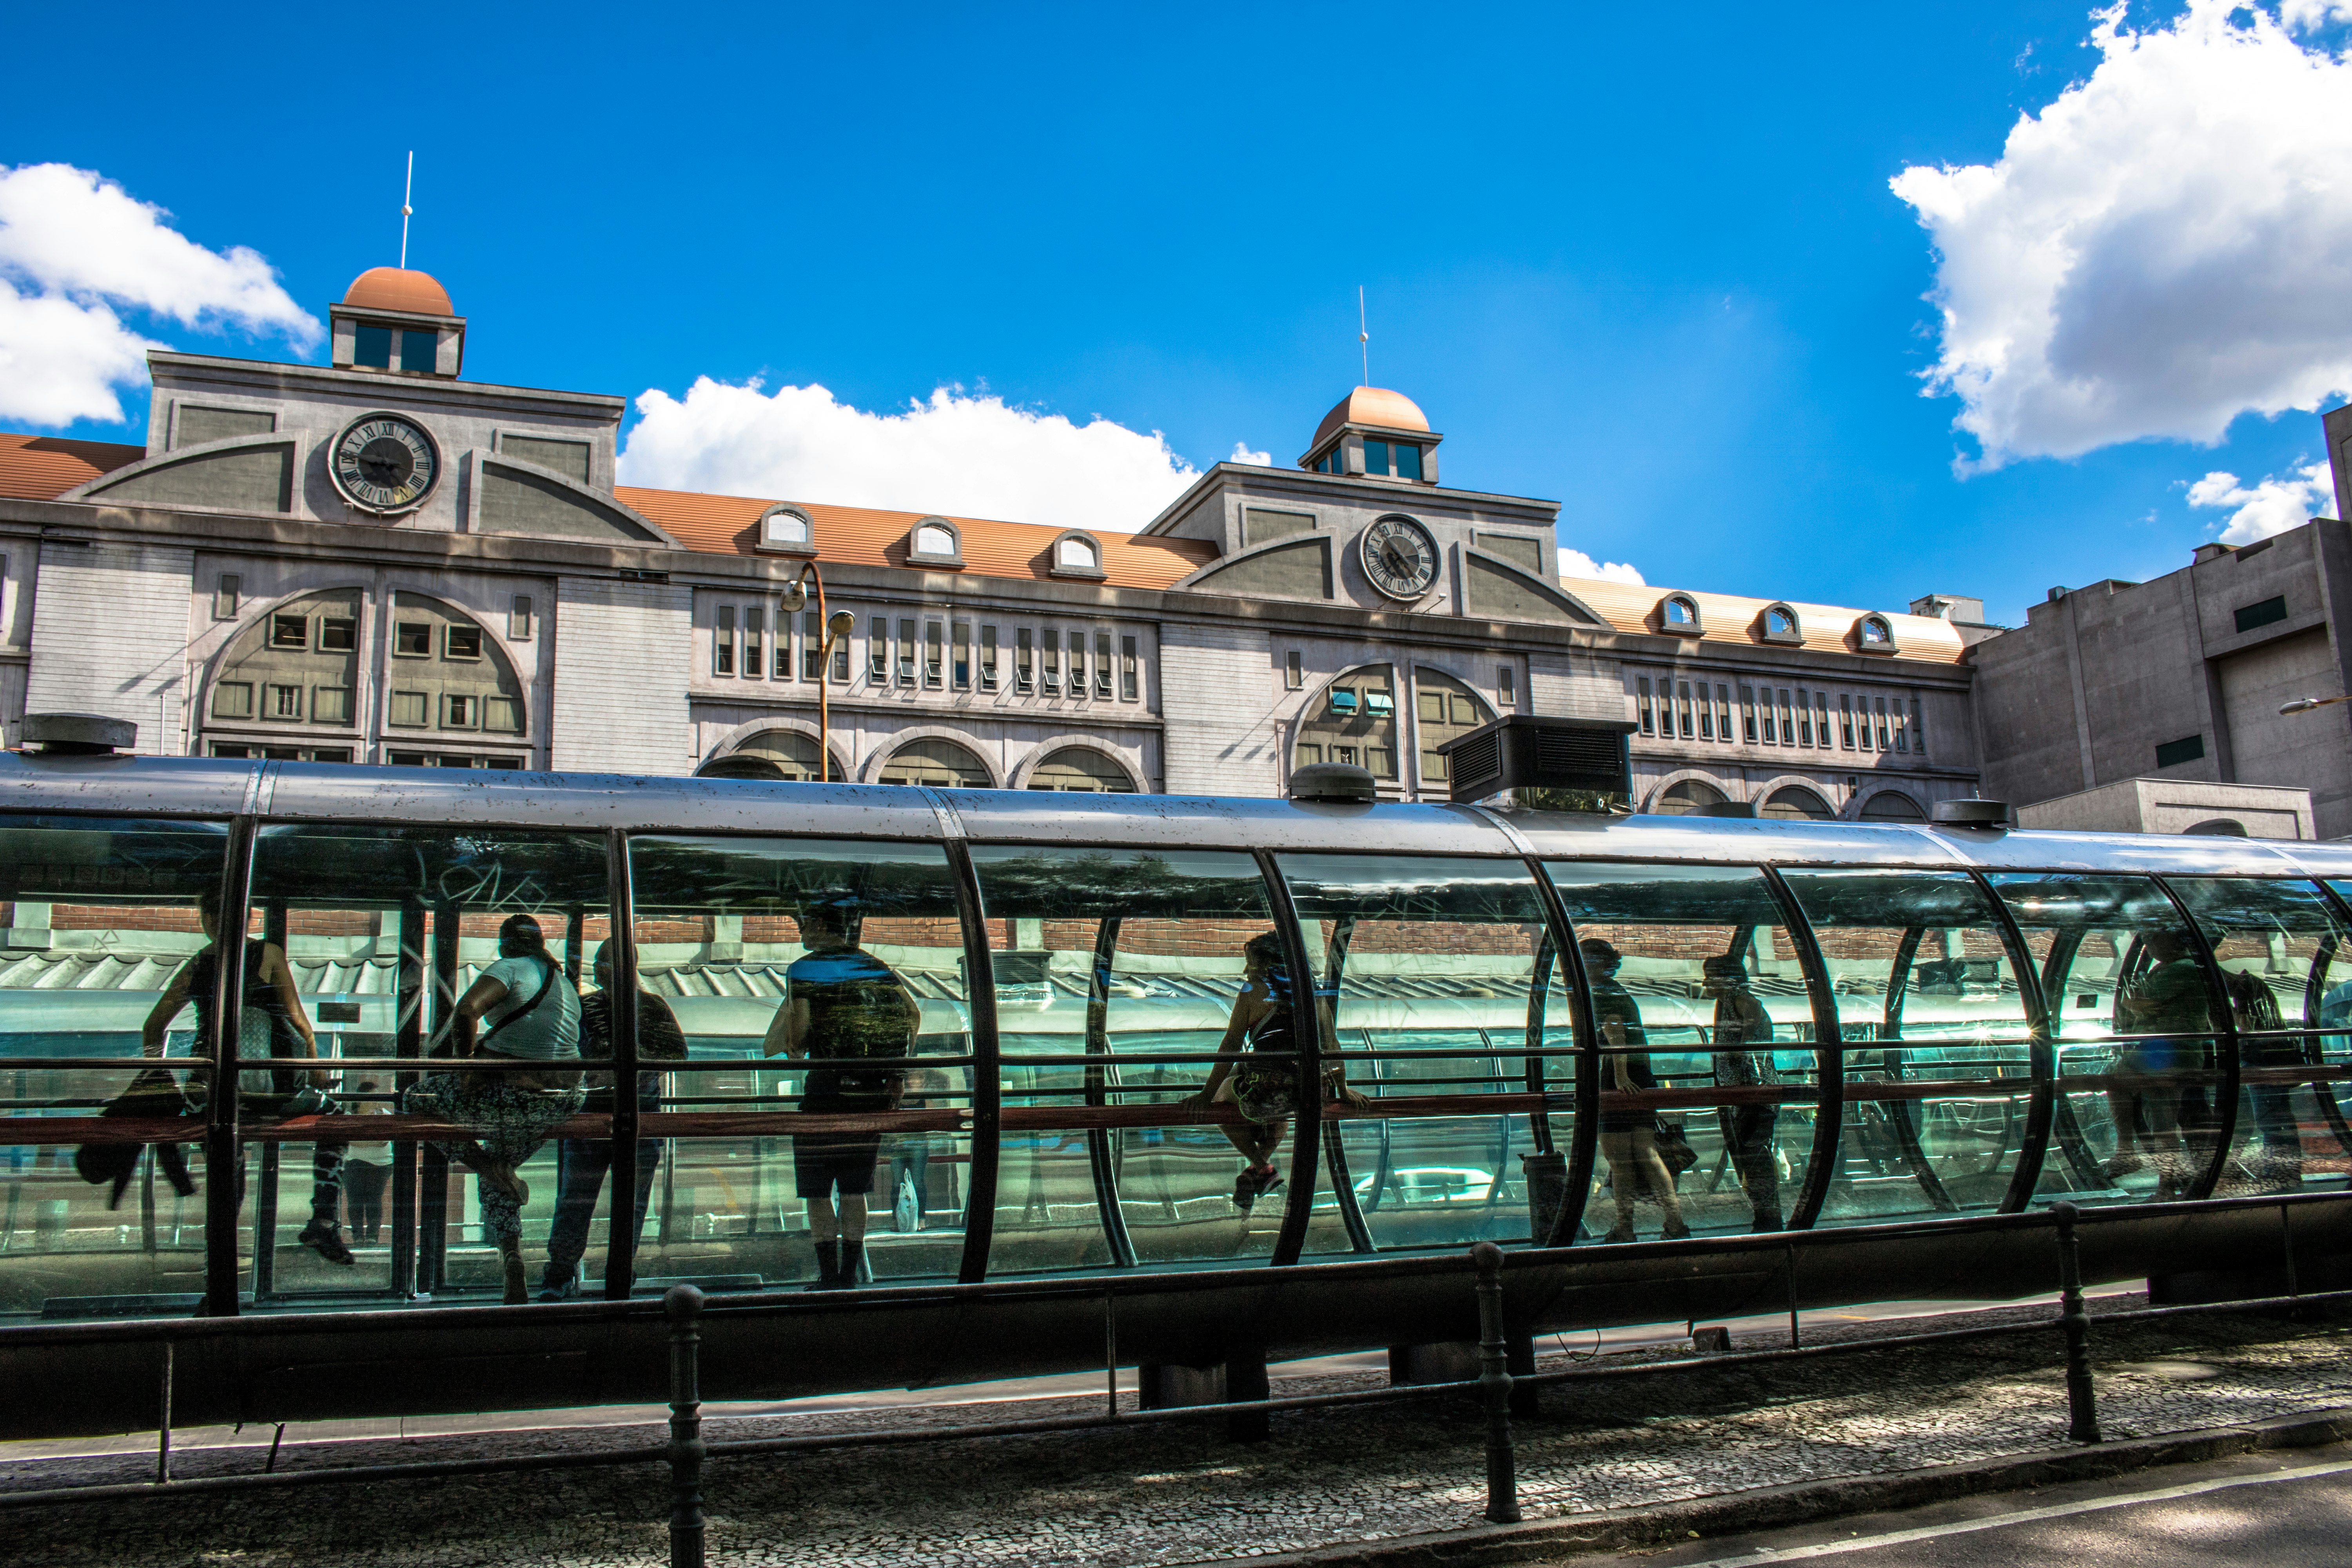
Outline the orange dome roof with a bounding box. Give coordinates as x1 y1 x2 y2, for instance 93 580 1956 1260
341 267 455 317
1312 386 1429 449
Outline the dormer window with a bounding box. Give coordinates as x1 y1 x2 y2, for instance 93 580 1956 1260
1759 603 1804 645
1856 614 1898 653
351 322 437 373
906 517 964 568
1048 530 1105 580
1312 448 1344 474
1659 594 1703 636
1363 439 1424 481
755 504 817 557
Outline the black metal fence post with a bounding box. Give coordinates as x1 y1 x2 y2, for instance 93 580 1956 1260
2051 1202 2101 1443
666 1284 707 1568
1470 1241 1521 1524
156 1340 173 1485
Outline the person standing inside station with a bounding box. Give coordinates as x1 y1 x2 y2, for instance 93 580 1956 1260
1584 938 1688 1243
1702 953 1783 1233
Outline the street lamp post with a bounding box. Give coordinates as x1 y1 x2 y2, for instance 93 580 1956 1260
2280 694 2352 715
779 564 858 782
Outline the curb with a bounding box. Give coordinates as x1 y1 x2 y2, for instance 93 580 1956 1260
1228 1405 2352 1568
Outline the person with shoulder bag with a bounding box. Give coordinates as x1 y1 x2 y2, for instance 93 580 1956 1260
405 914 583 1303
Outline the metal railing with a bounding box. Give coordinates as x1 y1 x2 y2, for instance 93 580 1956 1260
1 1195 2346 1568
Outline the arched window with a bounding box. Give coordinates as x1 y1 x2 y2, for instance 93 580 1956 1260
203 587 365 762
755 504 816 556
907 517 963 567
1049 531 1104 579
1859 790 1926 822
1759 603 1803 644
728 728 843 782
1026 746 1136 792
1761 785 1834 820
1651 779 1727 815
1659 594 1702 634
1412 667 1496 784
1294 664 1399 781
878 736 992 788
1855 614 1896 652
383 592 528 742
2184 818 2249 837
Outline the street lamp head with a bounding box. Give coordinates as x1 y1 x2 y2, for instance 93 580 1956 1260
826 609 856 640
2282 697 2323 715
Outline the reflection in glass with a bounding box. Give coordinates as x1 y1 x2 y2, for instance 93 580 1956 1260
1279 855 1568 1252
1988 873 2221 1203
1548 863 1817 1238
0 818 228 1320
1779 870 2033 1223
2171 878 2352 1195
969 846 1285 1269
629 837 969 1288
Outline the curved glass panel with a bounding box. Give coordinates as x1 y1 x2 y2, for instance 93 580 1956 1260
628 837 969 1287
1778 870 2034 1223
2170 877 2352 1195
1546 862 1819 1240
970 846 1281 1270
1987 873 2222 1203
0 817 229 1322
1279 855 1568 1252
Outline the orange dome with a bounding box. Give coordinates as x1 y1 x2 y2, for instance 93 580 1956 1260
1312 386 1429 449
341 267 455 317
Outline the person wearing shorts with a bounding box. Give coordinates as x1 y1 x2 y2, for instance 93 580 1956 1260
764 898 916 1289
1184 931 1365 1210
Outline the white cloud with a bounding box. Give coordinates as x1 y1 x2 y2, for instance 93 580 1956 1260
620 379 1203 531
1227 441 1272 466
0 163 316 427
1558 547 1646 585
1891 2 2352 468
2185 459 2337 542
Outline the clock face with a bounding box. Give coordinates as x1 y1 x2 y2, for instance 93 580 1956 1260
331 412 439 515
1360 515 1439 601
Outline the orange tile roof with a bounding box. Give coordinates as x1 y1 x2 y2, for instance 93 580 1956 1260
1559 575 1969 665
615 486 1219 589
0 433 144 501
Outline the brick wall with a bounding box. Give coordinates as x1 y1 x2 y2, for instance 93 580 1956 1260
550 575 691 773
26 539 198 753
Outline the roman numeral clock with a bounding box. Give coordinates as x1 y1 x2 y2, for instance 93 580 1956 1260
330 411 441 515
1360 514 1438 601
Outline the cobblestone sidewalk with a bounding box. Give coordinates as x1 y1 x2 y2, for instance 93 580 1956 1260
2 1301 2348 1568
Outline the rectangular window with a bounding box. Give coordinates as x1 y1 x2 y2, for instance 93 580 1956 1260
212 681 253 719
1017 628 1036 692
310 686 352 725
980 624 1000 691
2156 733 2205 768
1716 685 1732 742
390 690 428 726
792 610 813 680
270 612 308 650
743 606 765 680
1637 676 1655 736
1393 442 1423 481
1911 697 1926 755
1042 629 1061 694
898 619 918 686
353 323 392 368
1121 635 1139 701
398 328 437 374
713 605 735 675
1856 696 1875 751
1761 691 1778 745
1297 743 1325 766
1815 692 1831 749
1095 632 1113 697
1697 682 1713 740
1677 679 1695 739
395 621 430 657
1797 693 1813 747
952 620 971 689
445 624 482 661
1873 695 1891 750
483 695 523 732
1740 684 1757 742
214 574 240 621
2234 595 2289 633
1777 689 1795 746
317 616 357 653
1285 651 1304 690
508 595 533 641
443 692 477 729
868 617 889 681
1499 666 1516 707
831 620 848 683
1840 695 1857 750
1892 697 1909 753
1364 438 1390 476
269 683 302 720
1367 746 1397 778
923 621 944 687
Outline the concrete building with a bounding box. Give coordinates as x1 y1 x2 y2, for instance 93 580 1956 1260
0 266 1985 816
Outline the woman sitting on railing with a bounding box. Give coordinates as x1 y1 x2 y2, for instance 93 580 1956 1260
404 914 583 1303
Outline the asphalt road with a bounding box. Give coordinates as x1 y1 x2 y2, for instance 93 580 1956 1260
1584 1445 2352 1568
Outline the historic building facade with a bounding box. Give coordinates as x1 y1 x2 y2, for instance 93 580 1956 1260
0 267 1984 817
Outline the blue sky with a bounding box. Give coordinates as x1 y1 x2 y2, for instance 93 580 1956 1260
4 2 2350 627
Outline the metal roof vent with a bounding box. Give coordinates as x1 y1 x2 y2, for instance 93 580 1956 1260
1697 801 1758 819
1932 798 2010 828
1289 762 1377 803
21 713 135 756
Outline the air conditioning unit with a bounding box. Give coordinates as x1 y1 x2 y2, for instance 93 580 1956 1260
1437 715 1637 804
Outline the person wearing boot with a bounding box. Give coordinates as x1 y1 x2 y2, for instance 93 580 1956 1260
1586 940 1687 1243
764 897 917 1289
1702 954 1783 1233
